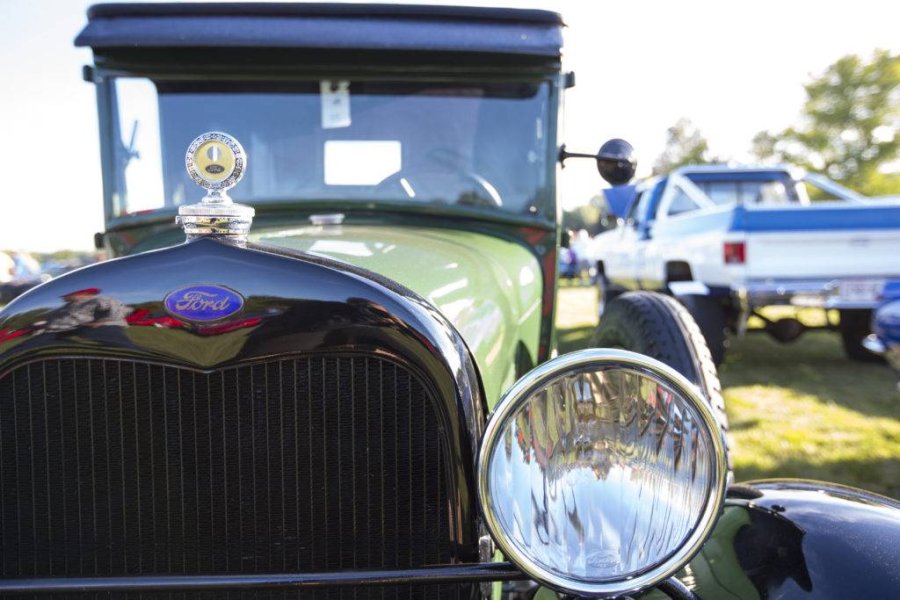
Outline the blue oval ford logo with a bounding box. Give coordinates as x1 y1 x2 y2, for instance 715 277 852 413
164 285 244 322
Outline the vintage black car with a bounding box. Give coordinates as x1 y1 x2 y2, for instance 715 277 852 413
0 3 898 599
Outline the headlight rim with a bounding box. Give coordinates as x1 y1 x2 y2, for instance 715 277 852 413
477 348 727 597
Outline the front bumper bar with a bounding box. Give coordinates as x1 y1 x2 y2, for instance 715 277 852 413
737 278 887 310
0 563 526 594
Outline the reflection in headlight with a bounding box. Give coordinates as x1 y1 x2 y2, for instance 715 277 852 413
488 367 715 581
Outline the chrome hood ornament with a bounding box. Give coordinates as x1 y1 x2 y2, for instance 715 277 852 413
177 132 255 241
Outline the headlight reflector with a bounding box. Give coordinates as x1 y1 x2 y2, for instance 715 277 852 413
478 349 726 596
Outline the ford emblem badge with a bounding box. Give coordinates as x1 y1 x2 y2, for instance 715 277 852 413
164 285 244 322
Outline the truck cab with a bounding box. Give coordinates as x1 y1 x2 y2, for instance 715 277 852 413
596 165 900 364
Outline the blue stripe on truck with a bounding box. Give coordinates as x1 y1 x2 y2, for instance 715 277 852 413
730 204 900 232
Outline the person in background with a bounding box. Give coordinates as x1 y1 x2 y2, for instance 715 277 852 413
0 251 14 284
11 252 42 280
1 251 46 304
570 229 593 282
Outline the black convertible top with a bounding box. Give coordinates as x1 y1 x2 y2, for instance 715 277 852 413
75 2 564 58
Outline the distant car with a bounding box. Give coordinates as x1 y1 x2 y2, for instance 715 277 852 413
864 280 900 374
594 165 900 364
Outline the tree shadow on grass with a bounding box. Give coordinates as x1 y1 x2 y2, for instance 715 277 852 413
719 331 899 420
557 325 594 355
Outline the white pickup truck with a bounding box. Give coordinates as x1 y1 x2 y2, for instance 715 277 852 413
594 165 900 364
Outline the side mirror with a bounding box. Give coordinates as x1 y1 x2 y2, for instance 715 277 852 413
558 139 637 186
596 138 636 186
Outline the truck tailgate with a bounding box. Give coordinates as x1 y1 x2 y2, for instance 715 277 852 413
734 202 900 280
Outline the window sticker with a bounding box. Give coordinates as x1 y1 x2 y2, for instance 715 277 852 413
320 80 351 129
324 140 402 186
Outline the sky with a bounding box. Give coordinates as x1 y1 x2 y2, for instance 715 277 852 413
1 0 898 252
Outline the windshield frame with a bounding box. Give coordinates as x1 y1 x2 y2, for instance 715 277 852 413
95 68 561 232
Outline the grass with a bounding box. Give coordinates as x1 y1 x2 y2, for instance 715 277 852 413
556 285 900 498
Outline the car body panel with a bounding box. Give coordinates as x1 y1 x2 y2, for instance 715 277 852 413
683 481 900 599
252 224 543 407
527 479 900 599
868 282 900 371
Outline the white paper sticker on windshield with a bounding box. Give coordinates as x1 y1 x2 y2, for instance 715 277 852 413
321 80 351 129
324 141 401 185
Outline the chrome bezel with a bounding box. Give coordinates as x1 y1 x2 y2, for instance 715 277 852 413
477 348 727 597
185 131 246 191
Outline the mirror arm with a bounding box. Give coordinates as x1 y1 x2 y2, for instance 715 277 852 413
558 144 598 168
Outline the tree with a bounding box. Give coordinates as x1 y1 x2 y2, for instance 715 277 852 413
752 50 899 196
562 203 601 235
653 118 715 175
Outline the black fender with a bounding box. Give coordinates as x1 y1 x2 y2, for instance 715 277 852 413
682 480 900 599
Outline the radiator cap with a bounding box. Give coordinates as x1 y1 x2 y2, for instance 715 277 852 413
177 131 255 241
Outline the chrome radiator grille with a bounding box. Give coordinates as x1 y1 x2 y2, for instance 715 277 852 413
0 356 469 599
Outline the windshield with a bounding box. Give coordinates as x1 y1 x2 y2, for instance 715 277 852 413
108 78 552 220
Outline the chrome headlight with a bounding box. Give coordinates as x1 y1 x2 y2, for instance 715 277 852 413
478 349 727 597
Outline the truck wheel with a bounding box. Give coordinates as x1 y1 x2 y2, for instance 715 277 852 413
678 294 728 366
594 291 732 473
596 275 624 319
839 309 883 363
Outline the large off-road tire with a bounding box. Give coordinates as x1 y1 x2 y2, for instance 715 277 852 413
678 294 728 366
839 309 883 363
594 291 732 473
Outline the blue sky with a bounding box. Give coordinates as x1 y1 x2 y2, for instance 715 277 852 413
1 0 898 251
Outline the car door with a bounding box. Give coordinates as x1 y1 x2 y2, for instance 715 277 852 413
603 188 650 290
637 174 712 289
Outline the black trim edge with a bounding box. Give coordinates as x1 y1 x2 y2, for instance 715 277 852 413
0 563 526 594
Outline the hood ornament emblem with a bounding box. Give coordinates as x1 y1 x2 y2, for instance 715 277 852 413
177 131 255 241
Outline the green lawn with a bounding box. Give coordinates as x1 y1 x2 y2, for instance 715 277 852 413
556 286 900 498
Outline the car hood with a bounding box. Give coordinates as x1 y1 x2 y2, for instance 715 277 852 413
252 224 543 406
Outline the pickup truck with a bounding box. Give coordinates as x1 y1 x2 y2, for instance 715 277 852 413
594 165 900 364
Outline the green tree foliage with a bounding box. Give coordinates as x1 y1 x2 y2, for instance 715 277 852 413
562 202 601 235
752 50 899 196
653 118 715 175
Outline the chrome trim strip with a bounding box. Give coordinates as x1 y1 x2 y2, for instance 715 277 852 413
477 348 728 597
0 563 526 594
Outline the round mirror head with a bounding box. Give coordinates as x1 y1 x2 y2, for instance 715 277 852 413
185 132 246 192
596 138 636 186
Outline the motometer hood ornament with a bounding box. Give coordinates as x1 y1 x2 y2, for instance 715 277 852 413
177 131 254 241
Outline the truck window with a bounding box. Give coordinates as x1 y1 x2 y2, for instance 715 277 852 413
700 182 739 207
625 190 645 224
743 181 791 204
627 183 660 228
667 186 702 216
697 181 792 206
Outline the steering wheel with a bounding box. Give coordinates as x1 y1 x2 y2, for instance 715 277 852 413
375 166 503 208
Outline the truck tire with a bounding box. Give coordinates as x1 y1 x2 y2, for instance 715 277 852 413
678 294 728 366
596 275 624 319
839 309 883 363
594 291 732 473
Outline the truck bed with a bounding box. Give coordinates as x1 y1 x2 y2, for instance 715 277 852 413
735 201 900 281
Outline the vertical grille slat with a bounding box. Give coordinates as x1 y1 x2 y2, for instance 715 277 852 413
0 355 466 599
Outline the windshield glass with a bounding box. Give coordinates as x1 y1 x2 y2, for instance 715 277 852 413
109 78 551 219
684 173 801 206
